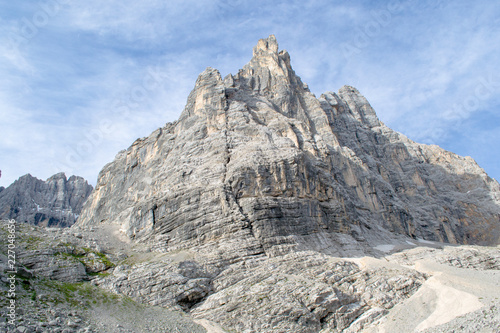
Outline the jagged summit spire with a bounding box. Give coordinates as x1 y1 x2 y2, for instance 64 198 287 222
248 34 292 69
253 34 279 57
232 34 303 103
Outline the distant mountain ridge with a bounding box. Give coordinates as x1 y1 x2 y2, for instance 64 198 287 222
0 172 93 227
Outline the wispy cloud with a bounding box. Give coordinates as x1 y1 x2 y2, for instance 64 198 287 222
0 0 499 187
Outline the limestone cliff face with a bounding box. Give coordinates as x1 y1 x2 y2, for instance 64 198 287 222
0 173 93 227
76 35 500 256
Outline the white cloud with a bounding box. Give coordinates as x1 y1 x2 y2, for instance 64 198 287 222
62 0 220 44
0 0 499 187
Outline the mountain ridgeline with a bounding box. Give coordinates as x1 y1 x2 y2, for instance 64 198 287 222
0 173 93 227
76 35 500 259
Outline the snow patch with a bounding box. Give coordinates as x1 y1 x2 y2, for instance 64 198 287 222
374 244 395 253
417 238 435 244
31 199 40 212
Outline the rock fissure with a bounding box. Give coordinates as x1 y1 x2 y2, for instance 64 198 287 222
223 96 266 257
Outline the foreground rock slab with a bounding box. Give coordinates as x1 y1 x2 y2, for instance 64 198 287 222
2 221 499 332
365 246 500 333
0 221 207 333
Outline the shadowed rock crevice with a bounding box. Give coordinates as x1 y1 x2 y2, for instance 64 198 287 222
320 89 500 244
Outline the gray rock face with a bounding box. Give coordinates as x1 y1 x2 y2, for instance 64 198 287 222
71 34 500 332
387 245 500 270
190 251 426 333
0 172 93 227
3 220 498 333
19 247 88 283
94 250 426 333
76 35 500 254
0 221 114 283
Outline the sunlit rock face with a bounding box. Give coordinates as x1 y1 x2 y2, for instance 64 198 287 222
76 35 500 260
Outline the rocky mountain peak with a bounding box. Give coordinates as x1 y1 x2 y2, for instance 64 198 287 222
177 66 226 135
250 34 292 69
251 34 291 69
18 173 36 182
76 35 499 260
6 36 499 333
232 35 305 116
47 171 67 181
323 85 382 128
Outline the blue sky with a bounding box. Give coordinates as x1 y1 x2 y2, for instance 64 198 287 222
1 0 499 187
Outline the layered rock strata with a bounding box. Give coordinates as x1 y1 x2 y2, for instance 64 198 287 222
77 35 500 256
